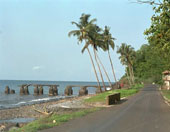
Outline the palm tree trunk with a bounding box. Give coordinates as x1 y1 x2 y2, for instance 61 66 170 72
128 63 134 85
108 50 118 88
129 64 134 84
87 47 102 92
126 68 132 86
93 47 106 91
96 54 113 88
131 65 135 84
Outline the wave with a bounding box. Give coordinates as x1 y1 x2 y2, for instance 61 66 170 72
0 95 75 110
12 101 26 105
29 96 65 103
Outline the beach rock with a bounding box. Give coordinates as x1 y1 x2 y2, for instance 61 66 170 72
39 86 43 95
20 86 25 95
53 86 58 96
34 86 39 96
4 86 10 94
10 89 15 94
49 86 54 96
65 86 73 96
79 86 88 96
24 86 29 95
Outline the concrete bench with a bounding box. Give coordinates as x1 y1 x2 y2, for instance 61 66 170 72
106 93 121 105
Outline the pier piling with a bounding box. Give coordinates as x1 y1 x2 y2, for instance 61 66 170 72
79 86 88 96
49 86 54 96
10 89 15 94
65 86 73 96
53 86 58 96
24 86 29 95
39 86 43 95
4 86 10 94
20 86 25 95
34 86 39 96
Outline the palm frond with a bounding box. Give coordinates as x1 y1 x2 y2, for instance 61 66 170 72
71 21 81 28
68 30 80 37
81 43 90 53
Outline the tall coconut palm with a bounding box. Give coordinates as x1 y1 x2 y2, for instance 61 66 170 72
68 13 102 92
100 26 117 88
96 53 113 89
85 24 107 91
117 43 135 85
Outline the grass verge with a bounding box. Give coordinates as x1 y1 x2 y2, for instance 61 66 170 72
161 90 170 100
9 108 100 132
84 83 144 103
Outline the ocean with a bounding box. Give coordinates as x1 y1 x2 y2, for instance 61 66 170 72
0 80 109 110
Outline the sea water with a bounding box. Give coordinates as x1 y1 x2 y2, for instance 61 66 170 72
0 80 109 109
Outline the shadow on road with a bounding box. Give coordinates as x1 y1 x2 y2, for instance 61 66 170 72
116 99 128 105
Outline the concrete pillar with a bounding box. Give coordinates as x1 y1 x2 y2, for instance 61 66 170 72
79 86 88 96
53 85 58 96
10 89 15 94
20 86 25 95
39 86 43 95
96 88 102 94
34 86 39 96
49 86 54 96
64 86 73 96
5 86 10 94
24 86 29 95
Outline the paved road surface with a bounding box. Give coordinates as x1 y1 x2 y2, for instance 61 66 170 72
40 84 170 132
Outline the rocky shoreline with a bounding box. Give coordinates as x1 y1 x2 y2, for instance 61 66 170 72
0 95 96 132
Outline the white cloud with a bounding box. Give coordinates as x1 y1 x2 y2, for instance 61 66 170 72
32 66 42 71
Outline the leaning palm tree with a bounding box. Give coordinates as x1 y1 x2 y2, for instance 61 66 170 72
68 13 102 92
117 43 135 85
85 24 107 91
101 26 118 88
96 53 113 89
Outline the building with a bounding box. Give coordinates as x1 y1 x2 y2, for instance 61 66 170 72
162 70 170 90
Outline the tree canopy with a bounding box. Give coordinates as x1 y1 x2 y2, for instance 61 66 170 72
130 0 170 84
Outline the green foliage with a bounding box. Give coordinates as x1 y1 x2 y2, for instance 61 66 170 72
144 0 170 67
9 108 100 132
117 43 136 85
133 1 170 83
133 44 166 84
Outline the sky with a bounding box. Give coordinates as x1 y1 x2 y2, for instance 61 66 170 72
0 0 154 82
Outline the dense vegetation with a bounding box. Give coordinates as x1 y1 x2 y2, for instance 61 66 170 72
121 0 170 84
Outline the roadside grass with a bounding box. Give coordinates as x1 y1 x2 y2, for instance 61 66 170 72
161 90 170 100
84 83 144 103
9 108 100 132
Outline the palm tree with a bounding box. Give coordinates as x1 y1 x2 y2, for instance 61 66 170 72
85 24 107 91
117 43 135 85
101 26 118 88
96 53 113 89
68 13 102 92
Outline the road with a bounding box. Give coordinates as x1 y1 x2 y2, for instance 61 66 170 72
40 84 170 132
